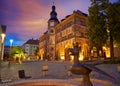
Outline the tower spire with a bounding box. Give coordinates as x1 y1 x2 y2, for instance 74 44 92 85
49 2 59 22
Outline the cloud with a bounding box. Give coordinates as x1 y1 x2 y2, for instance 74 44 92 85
6 18 47 40
18 19 48 40
1 0 91 46
2 0 49 42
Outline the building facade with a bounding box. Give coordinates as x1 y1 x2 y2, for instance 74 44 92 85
39 32 47 60
55 10 89 61
22 38 39 56
39 5 89 61
4 46 10 57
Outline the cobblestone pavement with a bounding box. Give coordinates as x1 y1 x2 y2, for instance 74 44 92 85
0 60 120 86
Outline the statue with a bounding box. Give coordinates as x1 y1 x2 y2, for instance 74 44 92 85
68 42 115 86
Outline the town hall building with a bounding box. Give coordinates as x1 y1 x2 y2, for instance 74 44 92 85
39 5 89 61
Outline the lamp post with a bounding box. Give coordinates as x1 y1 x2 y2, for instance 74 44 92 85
0 33 6 82
8 39 13 68
10 39 13 47
9 39 13 56
0 33 6 61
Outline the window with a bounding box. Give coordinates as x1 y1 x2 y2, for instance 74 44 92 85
80 33 84 37
50 29 54 33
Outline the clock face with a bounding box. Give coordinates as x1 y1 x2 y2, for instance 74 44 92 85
50 22 54 26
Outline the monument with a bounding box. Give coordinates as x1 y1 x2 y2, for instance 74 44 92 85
68 42 114 86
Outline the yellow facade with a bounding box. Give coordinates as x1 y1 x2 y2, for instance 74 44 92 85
39 10 90 61
39 34 46 60
55 11 89 61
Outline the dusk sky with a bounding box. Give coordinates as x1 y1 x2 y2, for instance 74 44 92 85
0 0 118 46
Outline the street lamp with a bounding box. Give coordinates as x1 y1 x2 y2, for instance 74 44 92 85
8 39 13 68
9 39 13 56
10 39 13 47
0 33 6 61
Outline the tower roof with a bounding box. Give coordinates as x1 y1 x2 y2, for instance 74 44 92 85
49 5 59 21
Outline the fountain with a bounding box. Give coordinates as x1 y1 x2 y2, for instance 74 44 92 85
68 42 114 86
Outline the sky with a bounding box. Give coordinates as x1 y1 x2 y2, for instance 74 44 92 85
0 0 118 46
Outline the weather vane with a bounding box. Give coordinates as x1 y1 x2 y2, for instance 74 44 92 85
53 0 55 5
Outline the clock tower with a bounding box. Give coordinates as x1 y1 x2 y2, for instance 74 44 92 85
48 5 59 27
47 4 59 60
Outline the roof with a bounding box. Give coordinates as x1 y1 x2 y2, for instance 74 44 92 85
49 5 59 22
60 10 88 22
24 38 39 45
73 10 88 17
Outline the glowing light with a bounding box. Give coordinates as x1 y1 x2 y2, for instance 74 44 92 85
60 50 64 60
70 56 74 61
10 39 13 46
102 46 110 58
79 53 84 61
39 49 44 60
61 55 65 60
102 46 106 50
106 48 110 58
99 50 102 56
1 33 6 43
91 50 93 57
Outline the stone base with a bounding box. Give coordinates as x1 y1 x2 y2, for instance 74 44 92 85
79 81 93 86
79 74 93 86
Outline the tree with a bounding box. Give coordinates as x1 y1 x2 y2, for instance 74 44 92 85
87 0 108 57
106 1 120 60
88 0 120 60
34 47 39 55
10 46 25 63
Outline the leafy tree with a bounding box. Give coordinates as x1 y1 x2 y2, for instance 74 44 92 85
87 0 108 57
107 2 120 60
88 0 120 60
10 46 25 60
